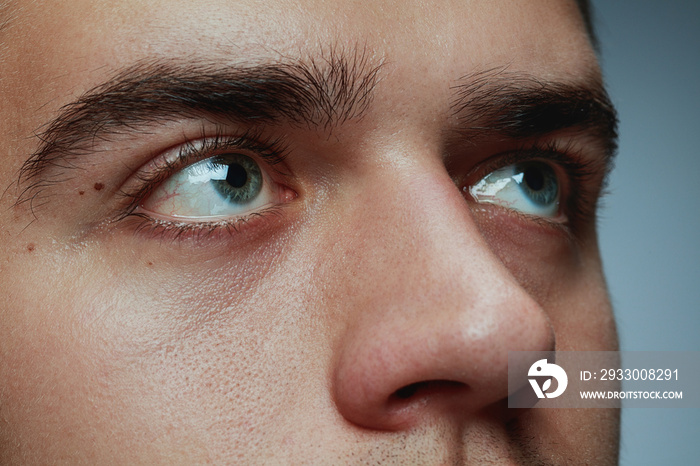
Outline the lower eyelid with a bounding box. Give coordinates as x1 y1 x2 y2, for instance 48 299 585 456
469 203 572 240
119 204 291 244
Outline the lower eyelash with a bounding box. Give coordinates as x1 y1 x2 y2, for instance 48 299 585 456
120 206 285 244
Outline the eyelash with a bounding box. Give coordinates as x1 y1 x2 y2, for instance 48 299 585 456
115 127 293 241
114 132 601 242
466 141 605 230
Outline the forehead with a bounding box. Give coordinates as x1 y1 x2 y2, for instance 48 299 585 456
2 0 596 84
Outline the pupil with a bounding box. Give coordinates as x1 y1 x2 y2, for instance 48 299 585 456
226 163 248 188
523 166 545 191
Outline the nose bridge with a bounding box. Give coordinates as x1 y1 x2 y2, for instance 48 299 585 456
329 157 555 430
339 157 543 352
335 157 501 316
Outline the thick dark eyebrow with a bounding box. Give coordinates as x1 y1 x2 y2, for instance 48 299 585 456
450 68 619 159
17 49 382 204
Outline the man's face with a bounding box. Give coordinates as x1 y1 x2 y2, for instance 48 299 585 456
0 0 619 463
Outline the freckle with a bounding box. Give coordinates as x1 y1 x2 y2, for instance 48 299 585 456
79 190 85 195
27 243 35 252
94 182 104 191
147 261 153 266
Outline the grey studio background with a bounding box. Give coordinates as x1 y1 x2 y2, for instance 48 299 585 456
591 1 700 464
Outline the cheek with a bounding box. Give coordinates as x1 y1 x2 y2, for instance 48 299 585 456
472 206 580 296
519 407 620 465
0 237 328 460
547 254 618 351
472 206 616 350
0 269 142 459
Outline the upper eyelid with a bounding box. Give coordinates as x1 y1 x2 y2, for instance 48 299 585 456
165 128 291 170
143 128 292 183
463 142 601 186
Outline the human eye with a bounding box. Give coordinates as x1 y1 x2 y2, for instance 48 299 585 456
463 144 603 227
144 152 275 219
119 131 297 239
469 161 560 218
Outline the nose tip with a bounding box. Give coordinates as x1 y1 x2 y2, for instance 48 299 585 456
333 296 555 431
327 162 555 431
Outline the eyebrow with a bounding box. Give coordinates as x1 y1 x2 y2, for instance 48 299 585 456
18 50 382 204
450 68 618 158
17 60 617 210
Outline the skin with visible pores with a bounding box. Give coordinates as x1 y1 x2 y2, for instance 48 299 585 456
0 0 619 464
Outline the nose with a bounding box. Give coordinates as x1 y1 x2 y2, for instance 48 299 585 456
330 159 554 431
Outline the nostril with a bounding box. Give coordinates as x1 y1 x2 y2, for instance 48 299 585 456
394 383 420 400
391 380 468 402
